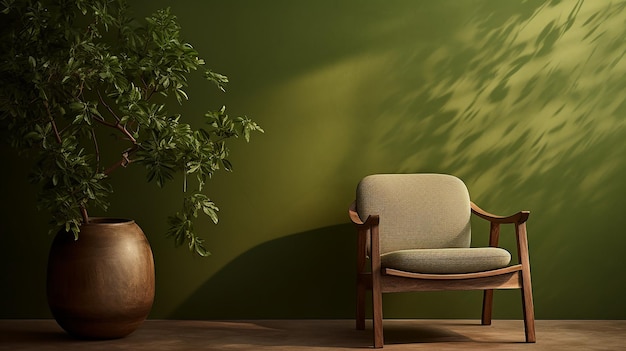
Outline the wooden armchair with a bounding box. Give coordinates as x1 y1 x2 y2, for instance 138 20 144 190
349 173 535 348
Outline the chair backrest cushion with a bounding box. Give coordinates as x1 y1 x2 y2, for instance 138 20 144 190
356 173 471 254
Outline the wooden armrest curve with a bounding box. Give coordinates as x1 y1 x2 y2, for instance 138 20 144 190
471 202 529 224
349 200 379 227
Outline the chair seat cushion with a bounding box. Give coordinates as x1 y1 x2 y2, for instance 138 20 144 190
381 247 511 274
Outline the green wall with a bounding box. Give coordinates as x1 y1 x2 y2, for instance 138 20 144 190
2 0 626 320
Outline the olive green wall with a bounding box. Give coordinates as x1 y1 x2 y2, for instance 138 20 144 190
2 0 626 320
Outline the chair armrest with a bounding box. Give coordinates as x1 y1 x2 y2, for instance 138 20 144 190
471 201 529 224
350 201 380 273
349 201 379 227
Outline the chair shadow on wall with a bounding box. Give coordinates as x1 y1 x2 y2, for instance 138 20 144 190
171 223 357 320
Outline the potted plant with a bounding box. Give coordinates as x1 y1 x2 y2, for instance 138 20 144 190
0 0 263 339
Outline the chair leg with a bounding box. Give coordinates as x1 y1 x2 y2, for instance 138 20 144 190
516 222 536 343
372 287 384 348
521 276 536 342
356 279 366 330
481 289 494 325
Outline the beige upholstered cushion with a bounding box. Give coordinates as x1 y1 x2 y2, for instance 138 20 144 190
381 247 512 274
356 173 512 274
356 174 471 254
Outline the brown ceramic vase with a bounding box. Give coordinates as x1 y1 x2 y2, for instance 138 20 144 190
47 218 155 339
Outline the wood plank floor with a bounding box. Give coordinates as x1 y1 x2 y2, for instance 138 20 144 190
1 319 625 350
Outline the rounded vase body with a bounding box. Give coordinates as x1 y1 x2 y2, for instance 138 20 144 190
47 218 155 339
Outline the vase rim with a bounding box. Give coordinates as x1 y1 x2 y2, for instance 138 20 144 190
83 217 136 226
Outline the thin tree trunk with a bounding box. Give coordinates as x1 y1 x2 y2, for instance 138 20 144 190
80 206 89 224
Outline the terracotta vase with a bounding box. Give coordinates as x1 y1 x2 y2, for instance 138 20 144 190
47 218 155 339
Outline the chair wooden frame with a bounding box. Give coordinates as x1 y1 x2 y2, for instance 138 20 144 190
350 201 535 348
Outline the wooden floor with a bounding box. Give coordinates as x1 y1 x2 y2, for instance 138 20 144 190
1 319 625 350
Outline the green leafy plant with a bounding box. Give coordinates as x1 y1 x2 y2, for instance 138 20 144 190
0 0 263 256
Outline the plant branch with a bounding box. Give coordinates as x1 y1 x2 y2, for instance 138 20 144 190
103 144 138 175
146 87 157 101
91 114 139 171
97 89 122 123
43 101 63 144
93 90 140 175
92 115 118 128
91 128 100 170
137 74 159 101
80 206 89 224
76 79 85 100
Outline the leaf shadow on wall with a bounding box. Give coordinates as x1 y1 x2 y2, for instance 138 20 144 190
369 0 626 210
